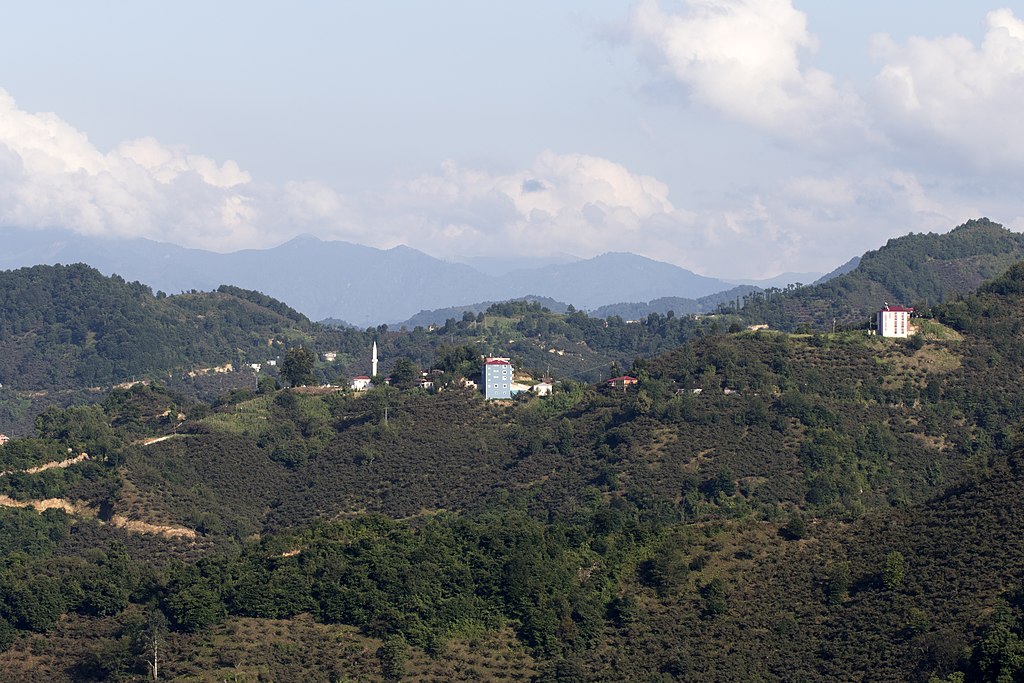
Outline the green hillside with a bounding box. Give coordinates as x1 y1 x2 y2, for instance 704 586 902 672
736 218 1024 331
0 264 318 391
0 266 745 436
3 246 1024 680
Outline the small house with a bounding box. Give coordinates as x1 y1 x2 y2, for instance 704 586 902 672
0 433 9 446
607 376 638 391
350 375 372 391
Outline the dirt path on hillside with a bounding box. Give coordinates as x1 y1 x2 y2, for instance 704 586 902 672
0 493 198 539
0 452 92 477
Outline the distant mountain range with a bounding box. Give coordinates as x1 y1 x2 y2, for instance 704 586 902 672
0 228 817 326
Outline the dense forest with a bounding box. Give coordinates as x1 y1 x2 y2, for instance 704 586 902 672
6 223 1024 680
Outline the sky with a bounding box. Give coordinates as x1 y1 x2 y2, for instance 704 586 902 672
1 1 1024 279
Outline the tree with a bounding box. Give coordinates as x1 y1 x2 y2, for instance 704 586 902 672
781 512 808 541
882 550 908 591
701 578 728 618
391 358 419 389
281 347 316 387
163 580 224 632
379 635 407 682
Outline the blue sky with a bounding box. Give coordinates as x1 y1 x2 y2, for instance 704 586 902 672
1 1 1023 278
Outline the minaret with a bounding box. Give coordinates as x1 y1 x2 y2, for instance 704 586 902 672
371 341 378 378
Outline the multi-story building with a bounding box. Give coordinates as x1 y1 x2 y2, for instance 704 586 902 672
484 357 513 400
877 305 913 338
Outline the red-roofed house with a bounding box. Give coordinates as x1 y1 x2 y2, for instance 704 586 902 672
350 375 372 391
607 376 638 391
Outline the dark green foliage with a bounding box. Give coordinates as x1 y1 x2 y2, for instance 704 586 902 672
163 569 224 632
823 563 850 606
0 264 316 392
35 405 119 458
700 578 728 618
281 347 316 387
390 357 419 389
736 218 1024 331
379 634 408 681
882 551 908 591
2 574 67 632
781 512 808 540
0 508 70 556
965 604 1024 682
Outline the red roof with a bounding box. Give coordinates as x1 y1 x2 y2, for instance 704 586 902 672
352 375 371 380
485 359 511 365
608 376 638 383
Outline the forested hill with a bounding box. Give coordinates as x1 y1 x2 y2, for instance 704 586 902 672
0 264 318 391
8 256 1024 679
0 264 746 397
734 217 1024 330
0 264 754 435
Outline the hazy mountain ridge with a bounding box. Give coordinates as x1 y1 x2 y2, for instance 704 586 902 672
0 228 738 325
814 256 861 284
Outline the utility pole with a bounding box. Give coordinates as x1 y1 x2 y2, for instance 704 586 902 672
383 406 389 425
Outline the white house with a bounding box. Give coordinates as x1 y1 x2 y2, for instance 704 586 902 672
533 381 553 396
878 305 914 338
0 433 9 445
350 375 372 391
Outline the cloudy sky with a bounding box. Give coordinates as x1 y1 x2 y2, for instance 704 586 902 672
2 1 1023 278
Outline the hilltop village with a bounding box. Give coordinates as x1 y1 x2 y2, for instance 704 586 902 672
320 304 914 399
168 302 918 403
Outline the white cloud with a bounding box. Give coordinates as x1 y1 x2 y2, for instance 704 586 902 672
116 137 250 188
373 152 989 280
389 151 695 259
631 0 864 140
0 86 1008 282
722 169 987 276
871 8 1024 169
0 88 261 250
